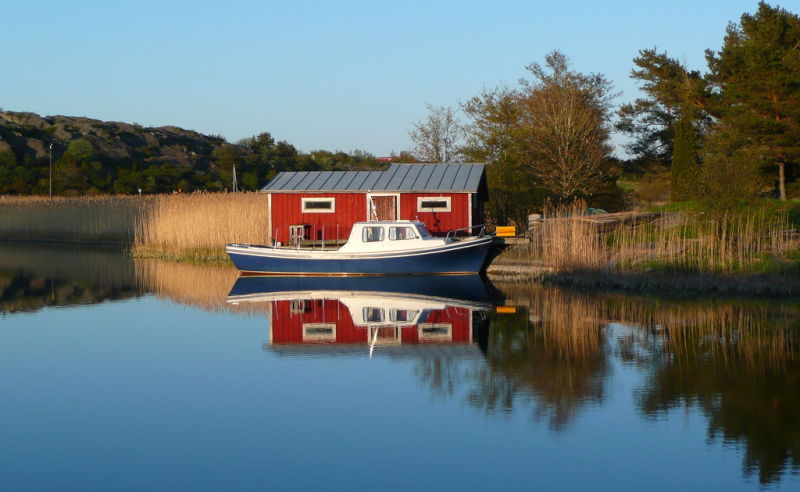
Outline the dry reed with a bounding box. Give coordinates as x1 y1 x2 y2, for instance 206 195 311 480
530 202 799 276
132 192 268 262
0 193 269 262
0 195 151 244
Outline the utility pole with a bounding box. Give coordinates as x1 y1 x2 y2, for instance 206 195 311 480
232 164 238 193
49 143 53 197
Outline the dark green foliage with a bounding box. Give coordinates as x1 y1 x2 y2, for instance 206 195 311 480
705 1 800 200
670 116 700 201
0 116 384 195
699 127 763 209
616 49 709 168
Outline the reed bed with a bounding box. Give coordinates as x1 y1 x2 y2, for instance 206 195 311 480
518 202 800 289
132 192 268 262
0 193 269 262
0 195 151 244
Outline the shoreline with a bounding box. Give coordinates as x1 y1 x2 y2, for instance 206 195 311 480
2 238 799 296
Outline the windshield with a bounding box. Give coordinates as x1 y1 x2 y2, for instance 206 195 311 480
415 224 432 238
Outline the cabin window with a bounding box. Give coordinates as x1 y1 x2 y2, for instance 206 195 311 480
416 224 432 238
363 307 384 322
362 226 384 242
303 323 336 341
390 309 419 322
389 226 417 240
417 196 451 212
301 197 335 213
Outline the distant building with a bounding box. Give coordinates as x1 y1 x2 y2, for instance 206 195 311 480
261 163 488 243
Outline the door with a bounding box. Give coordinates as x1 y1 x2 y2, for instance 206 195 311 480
369 195 398 221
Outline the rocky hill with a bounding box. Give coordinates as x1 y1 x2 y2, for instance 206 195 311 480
0 110 383 195
0 111 226 190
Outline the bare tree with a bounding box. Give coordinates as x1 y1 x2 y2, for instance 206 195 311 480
517 51 615 200
409 103 463 163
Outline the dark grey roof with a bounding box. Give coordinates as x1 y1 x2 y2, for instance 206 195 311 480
262 163 485 193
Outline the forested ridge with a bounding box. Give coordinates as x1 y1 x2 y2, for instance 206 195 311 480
0 111 385 195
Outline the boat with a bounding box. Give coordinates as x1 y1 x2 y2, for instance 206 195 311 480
226 221 492 275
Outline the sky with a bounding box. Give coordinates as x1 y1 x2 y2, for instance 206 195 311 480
0 0 773 156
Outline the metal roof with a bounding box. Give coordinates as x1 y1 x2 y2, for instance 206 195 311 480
261 163 485 193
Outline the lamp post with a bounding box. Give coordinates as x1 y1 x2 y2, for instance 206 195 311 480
48 143 53 197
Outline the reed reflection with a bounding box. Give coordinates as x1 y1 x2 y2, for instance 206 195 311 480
0 243 138 315
491 283 800 485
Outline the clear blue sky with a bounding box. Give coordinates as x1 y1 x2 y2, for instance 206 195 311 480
1 0 770 156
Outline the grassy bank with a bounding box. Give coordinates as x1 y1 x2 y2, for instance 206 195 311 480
0 193 268 261
493 202 800 294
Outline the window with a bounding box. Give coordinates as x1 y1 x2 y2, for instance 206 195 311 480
303 323 336 341
362 226 384 242
418 323 452 341
417 196 451 212
389 226 417 240
416 224 432 238
390 309 419 322
301 197 335 213
363 307 384 322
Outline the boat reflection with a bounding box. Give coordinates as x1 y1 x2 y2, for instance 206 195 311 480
227 275 492 358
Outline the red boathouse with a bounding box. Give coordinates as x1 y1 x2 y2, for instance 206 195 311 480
261 163 488 244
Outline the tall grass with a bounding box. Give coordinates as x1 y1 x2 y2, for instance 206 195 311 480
0 195 151 244
0 193 268 262
132 193 268 262
530 202 799 276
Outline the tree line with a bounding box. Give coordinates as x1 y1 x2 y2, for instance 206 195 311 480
407 1 799 225
0 130 383 196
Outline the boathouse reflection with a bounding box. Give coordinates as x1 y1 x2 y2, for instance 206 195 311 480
226 275 492 359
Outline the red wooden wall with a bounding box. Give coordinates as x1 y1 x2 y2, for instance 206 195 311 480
269 192 474 242
269 299 472 345
398 193 470 235
270 193 365 243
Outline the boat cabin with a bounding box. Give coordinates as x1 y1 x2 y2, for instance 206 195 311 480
338 221 445 252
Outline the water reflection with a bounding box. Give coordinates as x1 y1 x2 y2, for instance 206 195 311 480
493 283 800 485
1 245 799 486
0 243 138 315
227 275 491 359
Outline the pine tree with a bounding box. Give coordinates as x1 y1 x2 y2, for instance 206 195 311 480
705 2 800 200
670 115 699 201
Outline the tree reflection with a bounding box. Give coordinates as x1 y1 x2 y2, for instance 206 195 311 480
626 303 800 484
468 287 609 431
418 282 800 484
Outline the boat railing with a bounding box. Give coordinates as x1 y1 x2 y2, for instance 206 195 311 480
445 224 485 242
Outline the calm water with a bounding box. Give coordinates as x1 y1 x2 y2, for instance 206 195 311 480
1 244 798 491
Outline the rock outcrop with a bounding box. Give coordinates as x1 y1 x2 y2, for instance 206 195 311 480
0 110 225 169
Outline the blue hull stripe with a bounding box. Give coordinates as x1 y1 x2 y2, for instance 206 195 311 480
227 238 492 275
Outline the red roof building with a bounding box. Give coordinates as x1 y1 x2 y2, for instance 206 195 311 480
261 163 488 244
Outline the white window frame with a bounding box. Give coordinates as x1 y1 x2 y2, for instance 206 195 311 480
301 197 336 213
303 322 336 341
388 226 418 241
418 323 453 342
362 226 385 243
389 309 420 322
417 196 451 213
